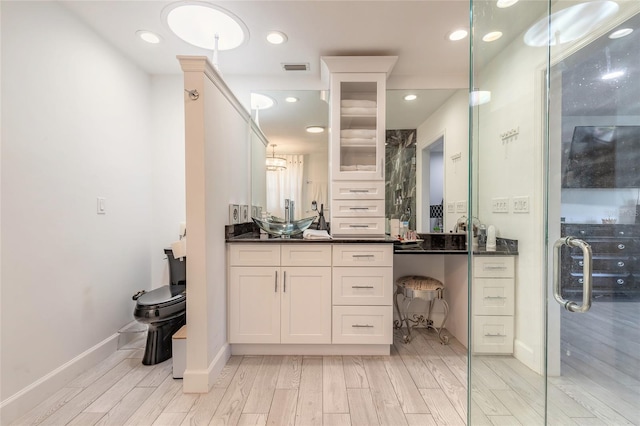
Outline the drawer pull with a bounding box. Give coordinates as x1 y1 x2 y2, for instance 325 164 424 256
617 261 625 267
352 285 374 289
349 224 370 228
618 244 625 250
349 207 370 210
275 271 278 292
349 189 370 193
484 296 506 299
485 333 505 337
484 266 507 270
617 279 625 285
352 324 374 328
352 254 375 258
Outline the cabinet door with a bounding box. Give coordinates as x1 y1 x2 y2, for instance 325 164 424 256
229 267 280 343
330 73 386 181
280 267 332 344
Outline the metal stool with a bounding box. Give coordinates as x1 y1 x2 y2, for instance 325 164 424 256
393 275 449 344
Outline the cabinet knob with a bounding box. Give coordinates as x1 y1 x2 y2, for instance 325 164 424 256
578 278 584 284
578 260 584 267
618 244 626 250
617 278 625 285
617 261 625 267
579 230 586 235
619 231 625 236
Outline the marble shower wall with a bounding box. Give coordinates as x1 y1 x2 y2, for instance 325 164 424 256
386 129 417 230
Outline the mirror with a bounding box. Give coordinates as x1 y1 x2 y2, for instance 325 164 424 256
251 88 465 231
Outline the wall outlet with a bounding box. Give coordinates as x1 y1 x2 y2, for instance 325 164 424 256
492 197 509 213
513 196 530 213
447 203 455 213
456 200 467 213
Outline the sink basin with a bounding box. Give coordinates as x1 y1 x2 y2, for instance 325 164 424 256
252 216 316 238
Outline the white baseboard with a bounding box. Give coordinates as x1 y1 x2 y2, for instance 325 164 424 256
230 344 390 356
0 334 119 425
514 338 541 374
183 343 230 393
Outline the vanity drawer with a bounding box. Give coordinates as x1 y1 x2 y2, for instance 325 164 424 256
229 244 280 266
472 278 514 315
333 244 393 267
333 267 393 305
331 181 384 200
331 218 386 236
472 315 514 354
332 305 392 344
473 256 514 278
332 199 385 217
281 244 332 267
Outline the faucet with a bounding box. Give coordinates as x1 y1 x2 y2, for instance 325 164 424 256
284 199 295 223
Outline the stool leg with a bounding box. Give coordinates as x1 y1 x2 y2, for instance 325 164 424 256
435 289 450 345
393 288 413 343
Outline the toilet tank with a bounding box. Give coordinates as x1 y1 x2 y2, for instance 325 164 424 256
164 248 186 285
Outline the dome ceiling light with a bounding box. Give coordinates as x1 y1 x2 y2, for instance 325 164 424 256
448 29 468 41
163 2 248 50
609 28 633 39
306 126 325 134
136 30 162 44
266 31 288 45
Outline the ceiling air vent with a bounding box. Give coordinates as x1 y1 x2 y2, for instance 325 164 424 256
282 63 310 71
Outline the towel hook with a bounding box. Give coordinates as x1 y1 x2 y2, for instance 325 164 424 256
185 89 199 100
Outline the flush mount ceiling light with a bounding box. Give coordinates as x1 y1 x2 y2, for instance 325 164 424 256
609 28 633 39
403 94 418 101
163 2 248 50
524 1 619 47
285 96 299 103
266 145 287 171
448 29 468 41
266 31 288 45
306 126 325 134
470 90 491 106
482 31 503 42
496 0 519 8
136 30 162 44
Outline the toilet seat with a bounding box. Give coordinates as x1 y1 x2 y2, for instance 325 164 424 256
134 285 186 322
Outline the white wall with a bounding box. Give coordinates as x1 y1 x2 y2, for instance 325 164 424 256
1 2 186 421
150 75 186 288
302 151 329 216
416 90 469 234
474 30 547 373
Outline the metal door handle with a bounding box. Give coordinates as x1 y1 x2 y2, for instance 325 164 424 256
275 271 278 292
553 236 592 313
352 324 374 328
352 285 374 289
284 271 287 293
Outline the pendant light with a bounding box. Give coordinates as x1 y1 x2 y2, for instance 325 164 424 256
266 145 287 171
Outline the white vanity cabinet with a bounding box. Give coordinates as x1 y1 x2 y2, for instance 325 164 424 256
323 56 397 237
228 244 332 344
331 244 394 344
472 256 515 354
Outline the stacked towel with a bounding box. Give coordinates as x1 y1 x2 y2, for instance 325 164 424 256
340 164 377 171
303 229 332 240
341 138 376 147
341 100 377 108
341 129 377 138
341 107 376 116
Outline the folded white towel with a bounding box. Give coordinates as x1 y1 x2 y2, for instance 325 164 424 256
341 138 376 147
340 165 358 171
341 107 377 116
303 229 332 239
341 99 377 108
171 238 186 259
357 164 376 171
340 129 377 138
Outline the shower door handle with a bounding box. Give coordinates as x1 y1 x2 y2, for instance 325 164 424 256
553 236 592 313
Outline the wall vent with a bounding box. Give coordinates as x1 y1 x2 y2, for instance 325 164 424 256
282 63 310 71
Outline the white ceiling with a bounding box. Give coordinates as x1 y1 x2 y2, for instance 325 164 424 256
58 1 640 154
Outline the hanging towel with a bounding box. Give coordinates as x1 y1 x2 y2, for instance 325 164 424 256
171 237 187 259
341 99 377 108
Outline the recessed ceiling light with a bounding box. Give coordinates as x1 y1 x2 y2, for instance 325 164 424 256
266 31 288 45
403 94 417 101
524 1 619 47
163 3 248 50
496 0 519 8
285 97 299 103
602 70 625 80
251 93 275 110
609 28 633 39
483 31 503 42
448 29 468 41
136 30 162 44
306 126 325 134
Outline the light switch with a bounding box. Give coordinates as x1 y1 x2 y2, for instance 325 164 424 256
97 197 106 214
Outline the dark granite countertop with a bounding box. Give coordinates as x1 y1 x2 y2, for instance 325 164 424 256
393 234 518 256
226 232 395 244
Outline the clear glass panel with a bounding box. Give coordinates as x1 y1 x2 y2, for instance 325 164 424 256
547 2 640 425
469 0 550 424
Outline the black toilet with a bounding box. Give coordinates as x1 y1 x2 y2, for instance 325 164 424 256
133 249 186 365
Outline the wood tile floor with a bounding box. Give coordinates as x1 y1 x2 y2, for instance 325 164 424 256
11 301 640 425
